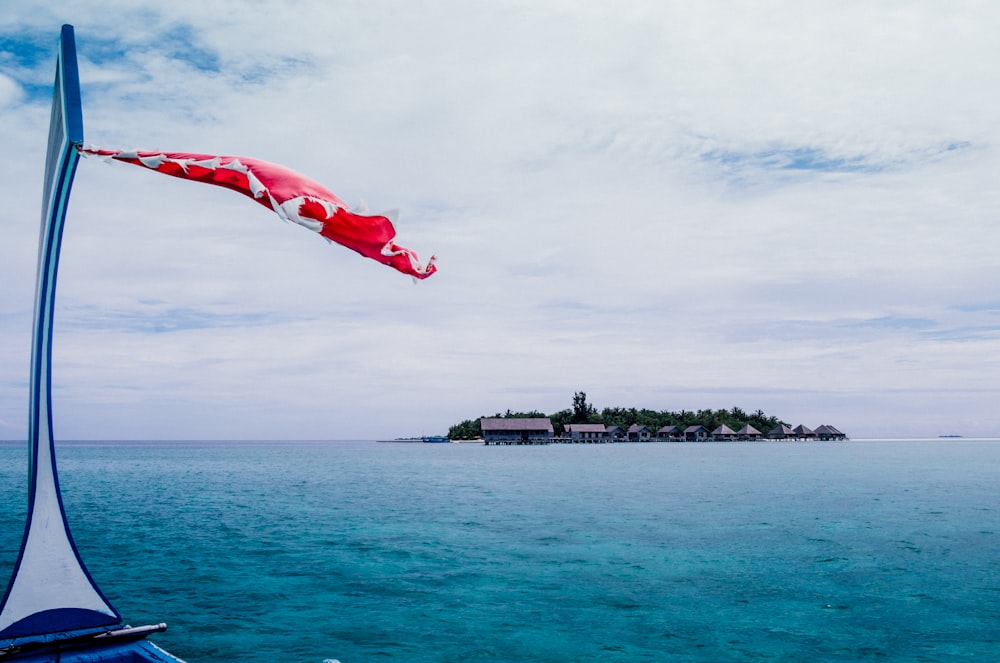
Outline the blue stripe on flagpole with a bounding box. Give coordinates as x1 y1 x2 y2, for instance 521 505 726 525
59 25 83 144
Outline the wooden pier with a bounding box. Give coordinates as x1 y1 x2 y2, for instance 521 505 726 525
483 437 552 446
483 436 617 446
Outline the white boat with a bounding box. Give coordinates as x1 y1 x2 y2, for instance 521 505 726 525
0 25 187 663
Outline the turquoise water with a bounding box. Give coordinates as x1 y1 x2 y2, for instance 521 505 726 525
1 439 998 662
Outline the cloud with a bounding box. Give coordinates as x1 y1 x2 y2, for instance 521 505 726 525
0 71 23 108
1 2 999 440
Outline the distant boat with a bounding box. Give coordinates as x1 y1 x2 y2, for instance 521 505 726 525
0 25 186 663
422 436 451 443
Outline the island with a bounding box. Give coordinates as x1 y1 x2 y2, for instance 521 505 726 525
447 392 847 444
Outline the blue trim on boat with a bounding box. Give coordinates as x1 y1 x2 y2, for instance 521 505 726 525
3 639 185 663
0 609 120 641
0 625 187 662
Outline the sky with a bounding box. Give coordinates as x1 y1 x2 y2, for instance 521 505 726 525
1 1 998 440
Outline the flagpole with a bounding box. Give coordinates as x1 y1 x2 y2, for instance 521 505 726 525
0 23 122 643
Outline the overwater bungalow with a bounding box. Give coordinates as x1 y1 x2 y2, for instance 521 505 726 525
685 425 711 442
766 424 796 439
737 424 762 441
565 423 609 441
606 425 626 440
481 417 554 444
793 424 817 440
814 424 847 440
627 424 652 441
658 425 683 441
712 424 738 441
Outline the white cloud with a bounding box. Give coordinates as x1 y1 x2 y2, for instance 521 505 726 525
0 73 21 108
1 1 999 440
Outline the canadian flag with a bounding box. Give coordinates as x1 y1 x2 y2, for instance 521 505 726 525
79 147 436 279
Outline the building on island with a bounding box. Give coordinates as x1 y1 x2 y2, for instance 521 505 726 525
481 417 554 444
658 425 683 441
814 424 847 440
476 417 846 445
685 425 711 442
565 423 609 441
712 424 738 441
627 424 652 441
766 424 796 439
765 424 847 440
605 425 626 440
793 424 817 440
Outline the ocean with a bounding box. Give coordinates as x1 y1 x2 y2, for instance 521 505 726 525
0 439 997 662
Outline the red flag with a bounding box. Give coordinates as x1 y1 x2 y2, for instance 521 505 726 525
79 147 436 279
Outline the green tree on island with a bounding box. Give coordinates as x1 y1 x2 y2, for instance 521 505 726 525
572 391 597 423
